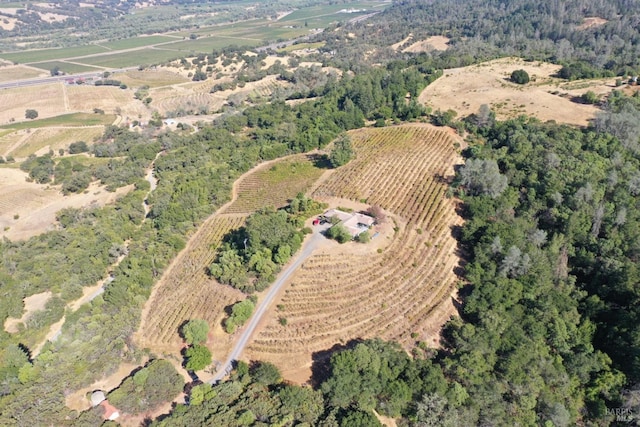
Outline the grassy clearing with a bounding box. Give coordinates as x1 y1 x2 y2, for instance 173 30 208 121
1 113 115 131
100 35 176 50
0 45 109 64
29 61 103 74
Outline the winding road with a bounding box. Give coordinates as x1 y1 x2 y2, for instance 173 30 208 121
209 223 330 383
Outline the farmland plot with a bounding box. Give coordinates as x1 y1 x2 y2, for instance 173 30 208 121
246 124 464 380
135 214 247 356
65 85 136 114
9 126 104 158
223 155 325 214
0 83 65 125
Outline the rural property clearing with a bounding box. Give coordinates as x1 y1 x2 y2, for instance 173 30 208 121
243 123 464 383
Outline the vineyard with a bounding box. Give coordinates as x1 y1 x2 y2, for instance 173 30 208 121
135 214 247 356
223 155 326 214
136 153 329 361
150 75 290 116
245 124 464 378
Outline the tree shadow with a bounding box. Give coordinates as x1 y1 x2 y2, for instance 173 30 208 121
307 153 333 169
309 339 363 388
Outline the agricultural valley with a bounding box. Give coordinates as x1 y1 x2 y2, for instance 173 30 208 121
1 0 640 426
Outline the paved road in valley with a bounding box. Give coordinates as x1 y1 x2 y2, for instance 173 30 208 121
209 224 329 383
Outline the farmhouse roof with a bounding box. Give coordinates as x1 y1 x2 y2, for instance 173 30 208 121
324 208 352 222
342 213 375 238
99 400 120 421
90 390 106 407
324 209 375 238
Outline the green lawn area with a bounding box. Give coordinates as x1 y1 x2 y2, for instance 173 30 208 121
0 45 110 64
169 19 268 38
0 113 116 131
77 49 184 68
162 36 263 53
100 35 177 50
30 61 104 74
278 0 387 22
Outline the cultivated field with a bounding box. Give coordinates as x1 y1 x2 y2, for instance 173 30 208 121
117 69 189 88
223 155 326 214
245 124 464 382
135 214 247 355
419 57 614 126
136 153 328 362
7 126 104 158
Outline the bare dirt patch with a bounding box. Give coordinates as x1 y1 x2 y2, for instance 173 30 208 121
0 168 133 241
419 57 613 126
0 17 17 31
403 35 450 52
4 291 53 333
37 12 69 22
577 17 608 30
391 34 413 51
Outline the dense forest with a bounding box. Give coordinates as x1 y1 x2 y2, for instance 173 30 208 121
316 0 640 79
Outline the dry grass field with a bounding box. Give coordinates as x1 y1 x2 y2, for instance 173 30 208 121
8 126 104 158
0 168 133 241
0 64 47 82
419 57 616 126
0 83 66 124
3 291 53 333
244 124 464 382
65 85 137 114
118 69 189 88
403 35 450 52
